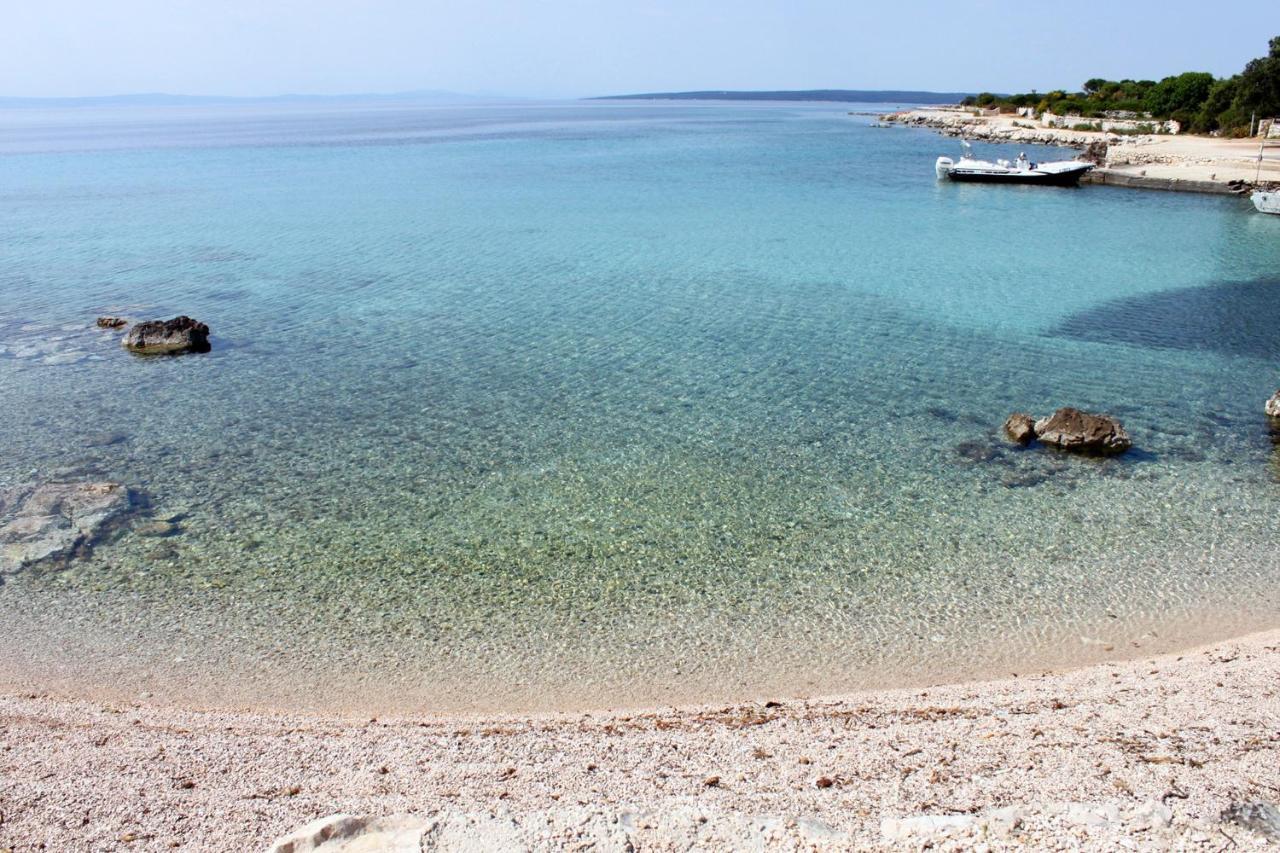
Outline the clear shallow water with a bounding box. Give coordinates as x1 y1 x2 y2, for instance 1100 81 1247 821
1 99 1279 713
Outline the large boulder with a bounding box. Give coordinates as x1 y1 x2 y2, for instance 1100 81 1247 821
123 316 210 354
0 482 132 576
1266 390 1280 418
1003 413 1037 445
1033 407 1131 455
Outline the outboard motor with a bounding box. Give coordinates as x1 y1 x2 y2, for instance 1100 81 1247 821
935 156 954 180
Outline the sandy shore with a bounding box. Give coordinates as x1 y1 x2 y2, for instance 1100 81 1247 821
885 107 1280 191
1 629 1277 851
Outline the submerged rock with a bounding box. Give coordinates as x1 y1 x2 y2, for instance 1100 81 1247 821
135 520 180 538
123 316 210 354
0 481 132 576
954 440 1000 463
96 316 129 329
1266 390 1280 418
1003 413 1037 445
1033 408 1131 456
82 431 128 448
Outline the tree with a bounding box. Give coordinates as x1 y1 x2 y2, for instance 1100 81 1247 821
1192 76 1240 132
1143 72 1215 116
1232 36 1280 119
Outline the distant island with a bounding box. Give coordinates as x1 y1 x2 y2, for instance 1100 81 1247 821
590 89 975 104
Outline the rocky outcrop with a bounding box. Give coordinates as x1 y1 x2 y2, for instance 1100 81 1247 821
1078 139 1109 165
123 316 210 354
1033 408 1131 455
96 316 129 329
1003 413 1037 445
0 481 132 576
1266 390 1280 418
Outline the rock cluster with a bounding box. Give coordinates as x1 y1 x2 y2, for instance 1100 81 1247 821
1003 407 1132 455
1266 390 1280 418
0 481 132 577
123 316 210 354
95 316 128 329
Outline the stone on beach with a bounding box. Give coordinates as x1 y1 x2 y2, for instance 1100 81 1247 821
1266 390 1280 418
0 481 132 576
1003 412 1037 445
1033 407 1132 455
265 814 428 853
1222 801 1280 841
123 316 210 354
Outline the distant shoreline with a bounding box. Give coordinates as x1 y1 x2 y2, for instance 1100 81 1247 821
589 88 976 104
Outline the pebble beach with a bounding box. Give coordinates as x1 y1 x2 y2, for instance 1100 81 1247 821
1 630 1277 851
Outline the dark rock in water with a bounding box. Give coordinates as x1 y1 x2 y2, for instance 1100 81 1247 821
82 431 128 448
1164 445 1207 463
1003 413 1037 445
1001 470 1050 489
954 440 1000 463
1034 408 1131 455
96 316 129 329
123 316 210 354
135 520 180 538
0 481 132 576
1077 139 1108 165
1267 390 1280 419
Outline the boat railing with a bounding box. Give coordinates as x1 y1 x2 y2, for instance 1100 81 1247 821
1256 136 1280 184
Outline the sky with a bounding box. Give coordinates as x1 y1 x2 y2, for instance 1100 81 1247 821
2 0 1277 99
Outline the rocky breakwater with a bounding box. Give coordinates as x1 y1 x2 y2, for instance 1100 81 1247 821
123 316 210 354
0 481 133 578
1004 407 1132 455
882 109 1103 147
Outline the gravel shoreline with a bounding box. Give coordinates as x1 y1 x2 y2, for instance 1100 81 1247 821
2 629 1277 851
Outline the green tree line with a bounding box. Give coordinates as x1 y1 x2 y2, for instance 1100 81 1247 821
961 36 1280 135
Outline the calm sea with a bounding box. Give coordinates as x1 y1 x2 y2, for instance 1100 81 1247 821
2 99 1278 712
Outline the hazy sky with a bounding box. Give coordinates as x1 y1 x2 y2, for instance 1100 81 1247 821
3 0 1276 98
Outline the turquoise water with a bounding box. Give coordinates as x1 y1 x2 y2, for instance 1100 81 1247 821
2 100 1279 713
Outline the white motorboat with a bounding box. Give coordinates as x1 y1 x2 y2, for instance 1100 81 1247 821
936 144 1093 186
1252 190 1280 215
1250 138 1279 212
